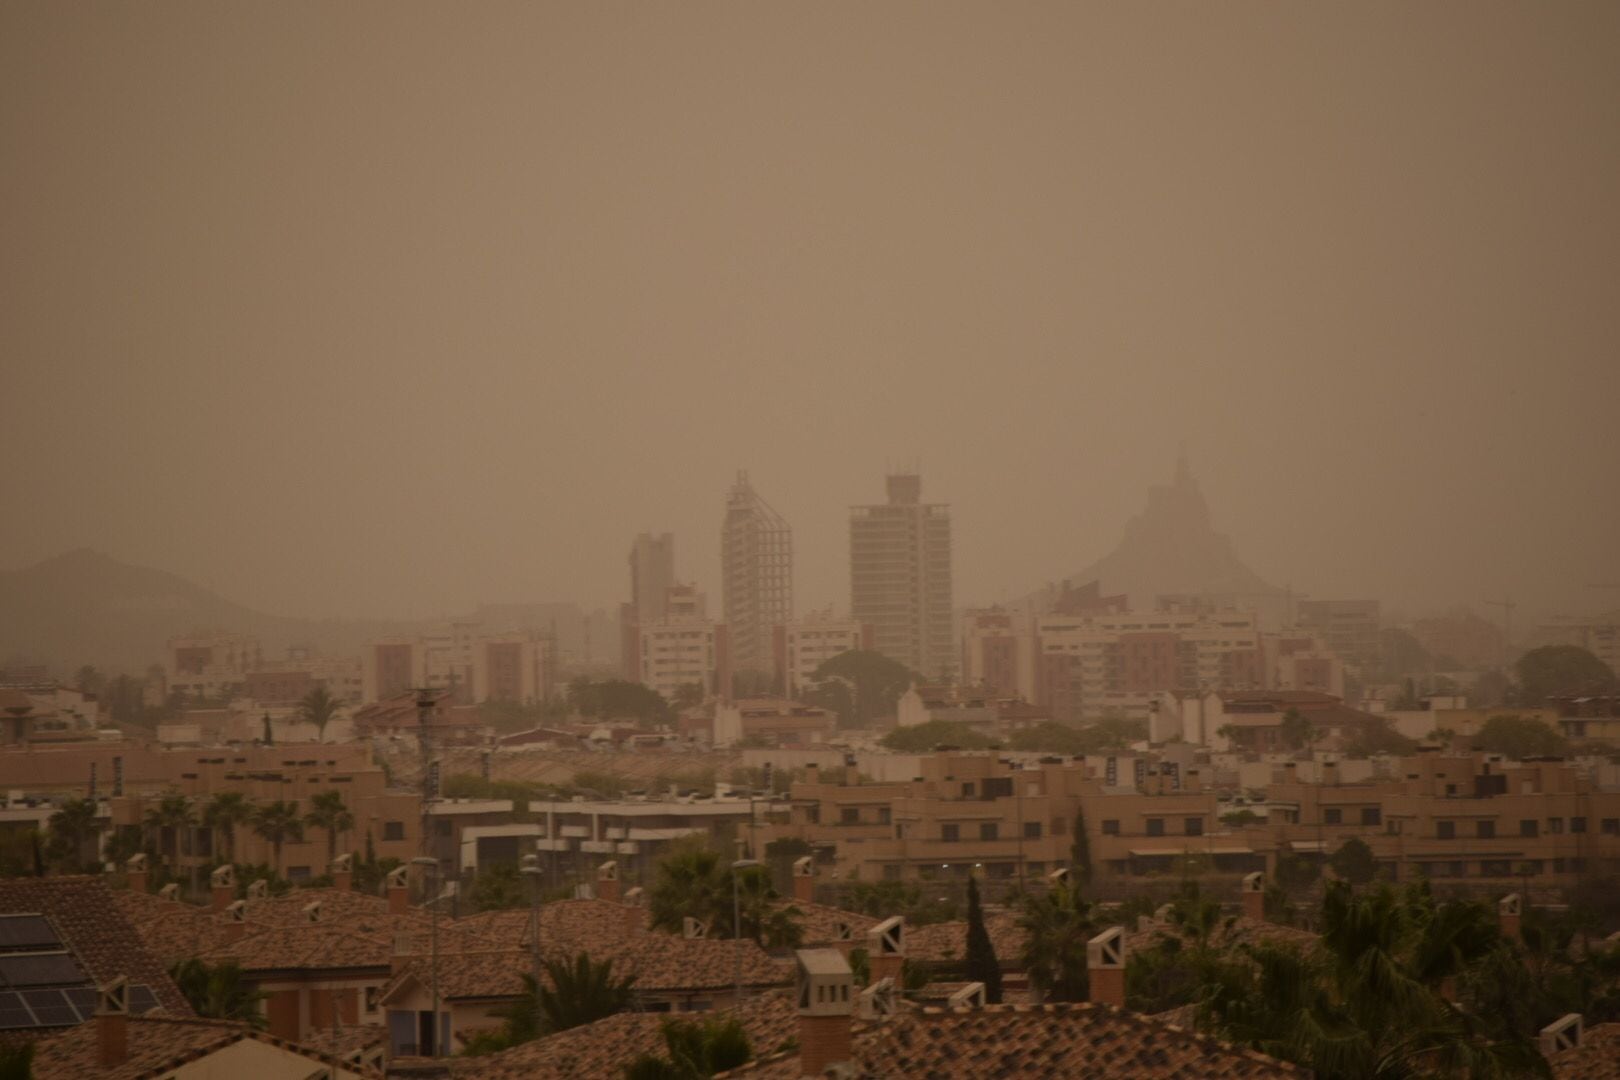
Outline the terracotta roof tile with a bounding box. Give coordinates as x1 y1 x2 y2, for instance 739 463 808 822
717 1002 1307 1078
0 877 190 1018
1551 1022 1620 1080
906 910 1026 965
28 1014 382 1080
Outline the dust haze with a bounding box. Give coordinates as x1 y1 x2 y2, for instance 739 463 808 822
3 1 1618 626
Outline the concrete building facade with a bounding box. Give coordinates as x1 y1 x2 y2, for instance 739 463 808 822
850 473 954 680
721 473 793 682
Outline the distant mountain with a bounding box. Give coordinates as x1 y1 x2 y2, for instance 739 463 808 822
1029 457 1285 619
0 549 612 676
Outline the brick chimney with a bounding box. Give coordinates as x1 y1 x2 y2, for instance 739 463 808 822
96 978 129 1069
158 883 180 901
866 916 904 988
224 900 247 943
792 856 815 904
1539 1014 1582 1057
330 852 353 893
1499 893 1522 943
1087 927 1126 1009
387 865 410 916
209 865 236 913
622 886 645 932
795 949 855 1077
1241 871 1266 922
125 854 149 895
596 860 620 903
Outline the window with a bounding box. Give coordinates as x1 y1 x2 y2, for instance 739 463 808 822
883 863 903 881
1481 859 1512 877
941 824 960 842
1603 819 1620 836
840 808 860 825
961 782 976 798
1323 808 1342 825
383 821 405 841
1572 817 1587 834
1102 820 1120 836
878 807 891 826
1146 819 1165 837
1361 808 1381 827
979 823 999 841
1184 817 1204 837
1024 821 1041 839
287 866 311 881
1437 821 1455 840
1548 817 1564 834
1477 820 1496 839
435 820 452 836
1520 820 1539 838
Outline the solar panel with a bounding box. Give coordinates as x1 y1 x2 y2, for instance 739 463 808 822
64 987 96 1018
129 985 158 1015
0 917 61 952
0 954 85 988
19 989 76 1027
0 991 33 1030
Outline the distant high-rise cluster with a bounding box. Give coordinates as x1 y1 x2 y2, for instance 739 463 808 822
850 473 955 681
721 473 793 680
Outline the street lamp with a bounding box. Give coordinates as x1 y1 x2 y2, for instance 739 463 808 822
521 853 544 1005
410 856 440 1056
731 858 762 1000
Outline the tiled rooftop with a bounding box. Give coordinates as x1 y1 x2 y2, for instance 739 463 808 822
1550 1022 1620 1080
452 990 798 1080
906 909 1027 964
0 877 190 1018
29 1014 381 1079
716 1002 1308 1078
1125 914 1319 957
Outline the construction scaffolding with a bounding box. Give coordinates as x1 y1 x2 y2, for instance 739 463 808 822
722 472 793 682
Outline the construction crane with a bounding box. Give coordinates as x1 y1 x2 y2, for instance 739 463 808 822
1484 597 1517 671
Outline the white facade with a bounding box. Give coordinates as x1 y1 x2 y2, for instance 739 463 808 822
850 474 954 680
777 616 866 697
167 635 263 700
470 633 556 703
639 619 725 701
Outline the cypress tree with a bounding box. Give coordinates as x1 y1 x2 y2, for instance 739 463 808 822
1070 809 1092 891
964 874 1003 1004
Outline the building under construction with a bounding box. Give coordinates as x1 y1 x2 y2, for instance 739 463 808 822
722 473 793 683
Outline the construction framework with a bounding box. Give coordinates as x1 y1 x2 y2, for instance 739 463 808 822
722 472 793 683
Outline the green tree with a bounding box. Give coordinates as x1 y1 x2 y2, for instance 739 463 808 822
1329 838 1377 886
623 1016 752 1080
803 649 916 728
169 958 266 1026
1475 714 1569 759
469 863 527 912
963 875 1003 1003
142 792 195 882
567 678 671 724
45 798 101 873
494 952 636 1046
1016 878 1095 1002
296 684 344 742
1069 809 1092 891
202 792 253 865
1278 708 1315 752
879 719 993 752
303 791 353 864
647 839 803 946
672 682 706 710
1274 852 1321 894
1515 645 1617 705
0 1041 33 1080
250 801 304 871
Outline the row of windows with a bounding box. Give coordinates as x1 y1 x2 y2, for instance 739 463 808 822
1099 817 1205 837
936 822 1044 842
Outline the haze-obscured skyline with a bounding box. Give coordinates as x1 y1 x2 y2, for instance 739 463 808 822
4 2 1618 623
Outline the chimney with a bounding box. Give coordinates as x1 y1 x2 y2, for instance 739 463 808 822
596 860 620 903
622 886 645 933
302 900 322 924
125 854 149 896
224 900 247 942
96 978 129 1069
1499 893 1522 943
1241 871 1266 922
246 879 269 901
209 865 236 913
330 852 353 893
387 865 410 916
1539 1014 1582 1057
795 949 855 1078
1087 927 1127 1009
866 916 905 988
792 856 815 904
158 883 180 902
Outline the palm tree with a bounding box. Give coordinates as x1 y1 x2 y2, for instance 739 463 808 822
1016 878 1095 1002
296 685 344 742
250 801 304 873
143 792 196 882
498 952 636 1044
648 840 731 936
46 797 102 872
169 958 267 1027
202 792 253 865
303 791 354 865
624 1016 752 1080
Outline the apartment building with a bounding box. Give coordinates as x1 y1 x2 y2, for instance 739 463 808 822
1296 599 1382 678
168 635 263 700
772 615 871 697
633 606 734 702
620 531 677 680
850 473 954 681
469 632 557 703
961 608 1035 700
1536 612 1620 677
1152 689 1387 751
1033 606 1265 721
721 473 793 680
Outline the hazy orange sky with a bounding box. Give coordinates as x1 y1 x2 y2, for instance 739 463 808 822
3 2 1617 622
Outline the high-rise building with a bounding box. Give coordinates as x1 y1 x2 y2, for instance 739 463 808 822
721 473 793 680
621 532 676 680
850 473 955 679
